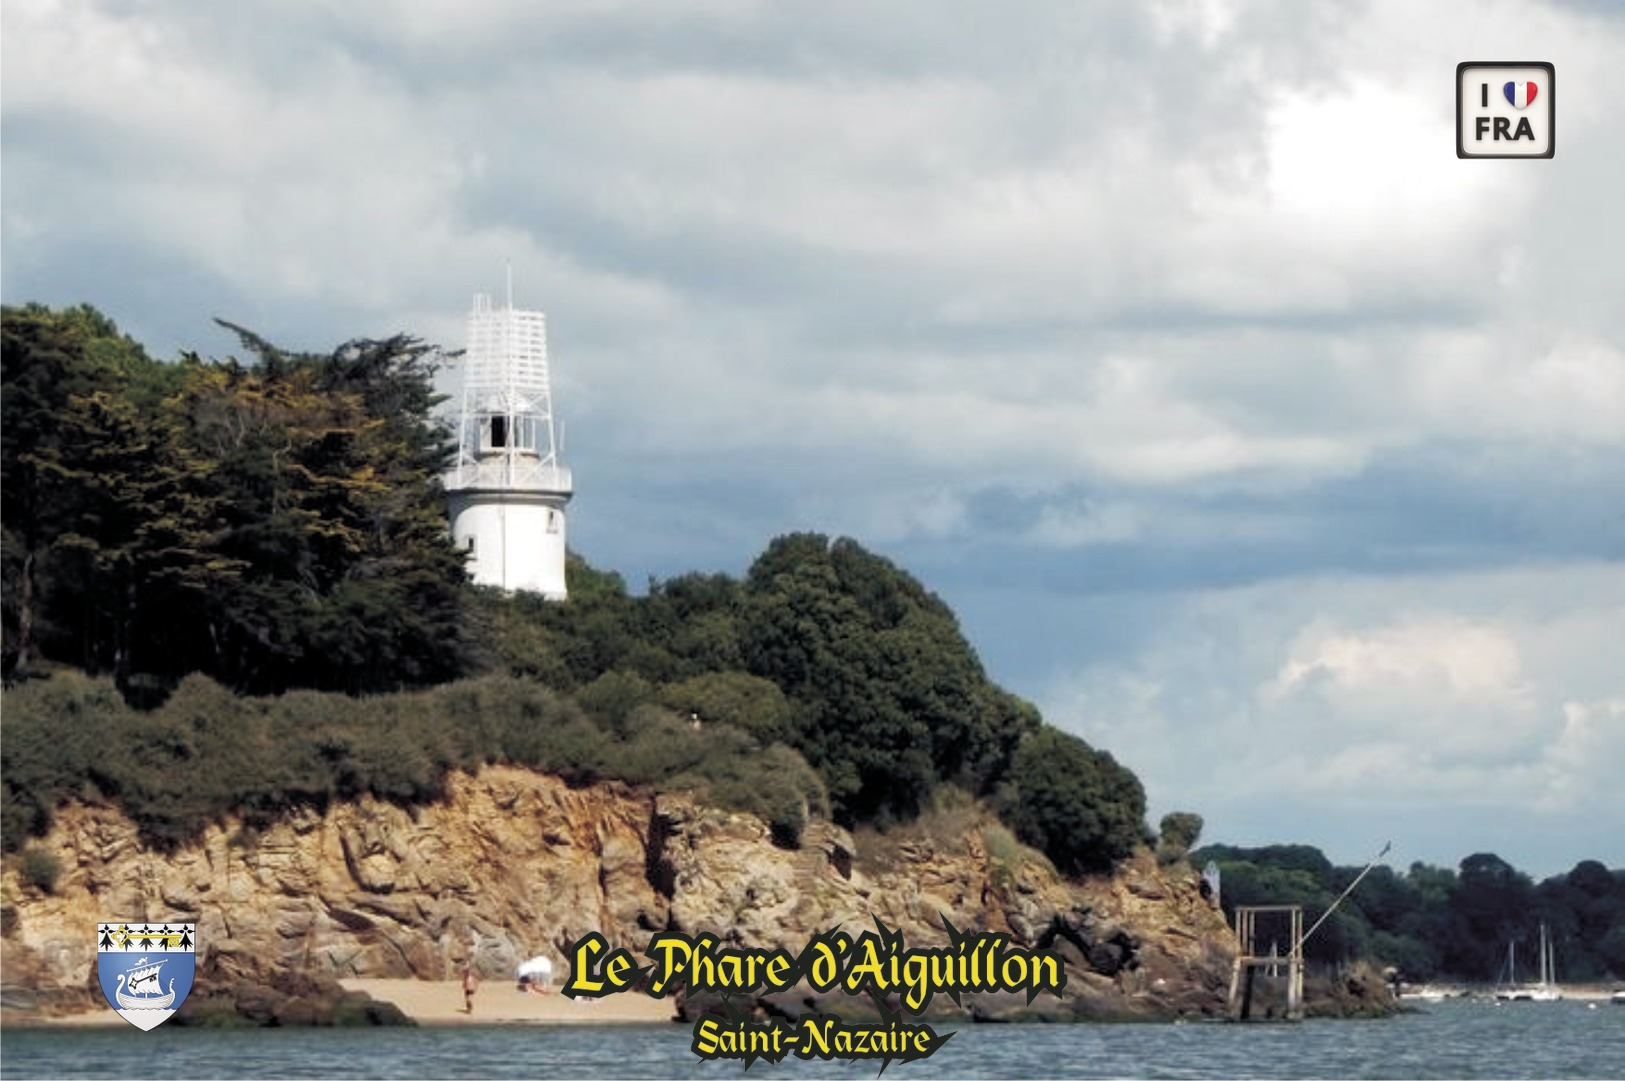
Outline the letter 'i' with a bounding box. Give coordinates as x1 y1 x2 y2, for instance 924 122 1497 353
1481 84 1488 107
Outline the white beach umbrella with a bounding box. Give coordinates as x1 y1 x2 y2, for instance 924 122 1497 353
515 956 554 981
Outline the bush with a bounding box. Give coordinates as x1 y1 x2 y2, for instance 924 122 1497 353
1 671 130 849
1157 811 1204 864
659 671 793 745
18 845 62 894
997 728 1145 876
575 670 657 735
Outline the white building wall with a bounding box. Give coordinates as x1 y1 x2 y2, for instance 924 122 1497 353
449 490 570 600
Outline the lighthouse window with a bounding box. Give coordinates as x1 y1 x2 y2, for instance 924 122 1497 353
490 415 508 448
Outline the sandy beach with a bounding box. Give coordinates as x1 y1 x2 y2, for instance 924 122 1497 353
7 980 681 1028
339 979 682 1026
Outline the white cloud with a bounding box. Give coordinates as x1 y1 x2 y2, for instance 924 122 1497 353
1536 697 1625 812
1408 332 1625 445
1040 563 1625 874
1266 615 1533 709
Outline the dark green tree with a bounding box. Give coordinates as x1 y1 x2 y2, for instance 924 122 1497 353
1 304 213 692
740 533 1037 826
1157 811 1204 863
161 326 468 693
998 727 1145 875
1448 853 1535 980
3 305 470 698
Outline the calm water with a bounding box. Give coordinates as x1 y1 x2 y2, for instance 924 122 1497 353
4 1000 1623 1079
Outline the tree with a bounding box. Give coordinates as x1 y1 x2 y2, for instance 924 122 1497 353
1157 811 1204 864
740 533 1038 826
1446 853 1535 980
157 327 469 693
997 728 1145 876
1 304 210 691
3 306 470 698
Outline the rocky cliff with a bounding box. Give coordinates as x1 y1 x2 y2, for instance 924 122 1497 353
1 766 1237 1022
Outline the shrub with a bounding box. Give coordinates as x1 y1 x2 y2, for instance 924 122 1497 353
18 845 62 894
997 728 1145 876
1157 811 1204 864
575 670 657 735
1 665 829 856
659 671 793 745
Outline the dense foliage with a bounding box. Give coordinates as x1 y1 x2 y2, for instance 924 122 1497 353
2 304 466 698
468 537 1052 831
996 728 1146 875
1193 844 1625 981
741 534 1042 827
487 536 1079 837
1156 811 1204 864
3 304 1147 876
1 669 828 852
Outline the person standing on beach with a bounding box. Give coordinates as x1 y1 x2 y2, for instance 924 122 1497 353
462 966 478 1014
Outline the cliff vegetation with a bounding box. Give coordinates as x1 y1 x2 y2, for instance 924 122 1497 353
2 302 1144 885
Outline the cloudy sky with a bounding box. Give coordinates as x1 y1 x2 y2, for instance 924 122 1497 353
5 0 1622 879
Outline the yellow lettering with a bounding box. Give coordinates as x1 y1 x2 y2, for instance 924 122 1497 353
808 939 842 989
647 935 693 995
1031 952 1062 992
800 1017 836 1056
902 952 931 1012
565 933 609 995
844 937 888 992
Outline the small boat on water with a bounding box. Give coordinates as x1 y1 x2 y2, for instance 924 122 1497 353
1612 990 1625 1005
1493 924 1562 1002
115 957 176 1011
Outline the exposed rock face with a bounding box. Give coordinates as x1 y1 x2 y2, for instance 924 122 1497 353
1 767 1238 1023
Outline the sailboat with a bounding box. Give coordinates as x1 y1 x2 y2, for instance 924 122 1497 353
1529 923 1562 1001
1494 924 1561 1002
114 957 176 1011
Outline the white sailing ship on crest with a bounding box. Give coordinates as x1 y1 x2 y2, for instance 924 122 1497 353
115 957 176 1011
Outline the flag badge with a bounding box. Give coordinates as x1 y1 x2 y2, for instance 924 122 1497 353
1503 81 1538 109
97 922 196 1031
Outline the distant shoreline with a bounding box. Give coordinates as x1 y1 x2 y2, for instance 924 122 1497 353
1397 983 1620 1003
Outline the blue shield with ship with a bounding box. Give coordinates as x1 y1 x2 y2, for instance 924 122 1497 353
97 922 196 1030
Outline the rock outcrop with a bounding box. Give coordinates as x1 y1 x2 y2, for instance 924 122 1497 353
1 766 1241 1024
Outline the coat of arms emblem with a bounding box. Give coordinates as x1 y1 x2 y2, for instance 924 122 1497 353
97 922 196 1030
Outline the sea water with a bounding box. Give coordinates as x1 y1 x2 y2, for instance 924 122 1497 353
3 999 1623 1079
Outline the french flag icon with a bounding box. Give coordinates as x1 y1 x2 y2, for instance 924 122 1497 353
1504 81 1538 109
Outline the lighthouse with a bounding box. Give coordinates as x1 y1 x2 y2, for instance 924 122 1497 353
444 290 573 599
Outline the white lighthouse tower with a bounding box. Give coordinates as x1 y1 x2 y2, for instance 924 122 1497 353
444 289 573 599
